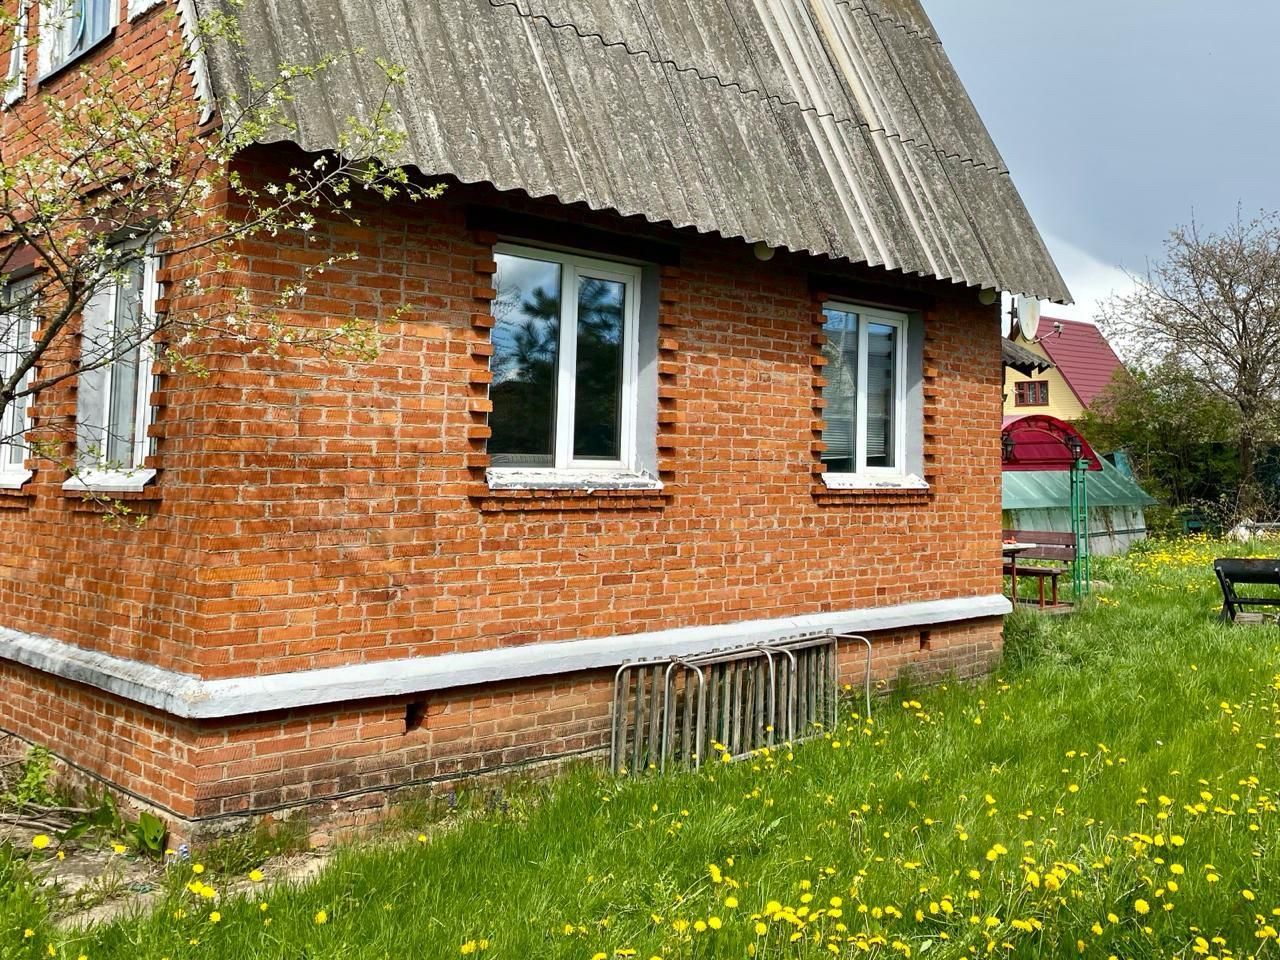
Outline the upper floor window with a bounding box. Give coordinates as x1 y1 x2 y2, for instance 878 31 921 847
3 0 27 105
488 244 641 473
39 0 114 78
70 243 159 490
1015 380 1049 407
819 303 908 477
0 275 37 486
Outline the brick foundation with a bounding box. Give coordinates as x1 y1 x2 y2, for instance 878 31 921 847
2 617 1001 838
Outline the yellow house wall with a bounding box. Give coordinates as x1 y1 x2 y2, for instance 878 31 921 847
1002 339 1085 420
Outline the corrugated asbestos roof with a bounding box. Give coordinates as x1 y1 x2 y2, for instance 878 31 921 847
194 0 1072 303
1036 318 1125 408
1003 458 1157 512
1001 338 1053 375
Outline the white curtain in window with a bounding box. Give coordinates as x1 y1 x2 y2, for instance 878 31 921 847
864 323 897 465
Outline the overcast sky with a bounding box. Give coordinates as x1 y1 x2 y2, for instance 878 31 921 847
927 0 1280 323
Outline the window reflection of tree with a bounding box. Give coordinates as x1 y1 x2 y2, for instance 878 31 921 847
490 275 561 461
573 277 624 460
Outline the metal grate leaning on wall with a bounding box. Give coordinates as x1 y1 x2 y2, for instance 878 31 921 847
609 632 872 774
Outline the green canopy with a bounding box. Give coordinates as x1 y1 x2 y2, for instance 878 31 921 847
1002 457 1157 511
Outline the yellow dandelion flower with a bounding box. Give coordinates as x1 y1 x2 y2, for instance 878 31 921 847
31 835 50 850
314 910 328 925
248 869 264 883
209 912 221 924
1134 900 1150 916
708 916 722 930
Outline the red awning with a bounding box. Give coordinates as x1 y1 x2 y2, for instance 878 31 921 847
1001 415 1103 472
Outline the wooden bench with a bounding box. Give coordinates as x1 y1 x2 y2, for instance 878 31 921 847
1003 529 1076 610
1213 558 1280 623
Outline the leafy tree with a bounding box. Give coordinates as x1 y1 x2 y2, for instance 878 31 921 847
1100 212 1280 515
1079 361 1243 508
0 2 440 497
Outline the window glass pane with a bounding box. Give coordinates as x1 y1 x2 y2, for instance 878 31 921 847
1 280 33 467
865 321 897 469
82 0 110 49
105 259 144 467
490 253 561 467
4 5 23 93
572 274 625 461
819 307 858 473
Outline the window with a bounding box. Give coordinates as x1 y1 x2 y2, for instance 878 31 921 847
819 303 909 477
488 244 641 474
3 0 27 105
0 276 36 486
39 0 113 77
1015 380 1049 407
70 245 159 490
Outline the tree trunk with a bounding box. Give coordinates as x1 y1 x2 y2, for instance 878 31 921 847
1239 430 1262 521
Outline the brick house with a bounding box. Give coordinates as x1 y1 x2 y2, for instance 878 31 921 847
0 0 1070 835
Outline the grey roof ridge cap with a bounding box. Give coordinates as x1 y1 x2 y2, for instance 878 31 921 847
1 595 1011 720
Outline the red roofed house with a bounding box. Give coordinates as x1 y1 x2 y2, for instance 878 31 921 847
1003 319 1126 421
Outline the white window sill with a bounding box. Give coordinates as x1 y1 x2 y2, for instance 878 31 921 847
127 0 165 20
821 472 929 492
62 469 157 494
37 31 114 85
0 469 33 490
486 468 663 493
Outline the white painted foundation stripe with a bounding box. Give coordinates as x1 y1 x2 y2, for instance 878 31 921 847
0 595 1010 720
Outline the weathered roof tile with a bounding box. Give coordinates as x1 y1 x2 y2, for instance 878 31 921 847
196 0 1071 302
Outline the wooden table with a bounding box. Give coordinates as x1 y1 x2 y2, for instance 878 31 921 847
1002 542 1037 602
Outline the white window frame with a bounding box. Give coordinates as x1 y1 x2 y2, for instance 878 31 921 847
0 275 37 489
821 301 912 484
3 0 28 106
37 0 117 80
487 243 644 484
64 244 159 493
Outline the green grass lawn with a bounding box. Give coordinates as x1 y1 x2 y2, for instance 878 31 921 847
7 536 1280 960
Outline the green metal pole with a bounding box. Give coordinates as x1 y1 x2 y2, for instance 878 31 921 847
1070 460 1091 597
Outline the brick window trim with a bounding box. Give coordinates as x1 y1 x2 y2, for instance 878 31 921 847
464 225 681 510
807 288 938 503
55 250 169 497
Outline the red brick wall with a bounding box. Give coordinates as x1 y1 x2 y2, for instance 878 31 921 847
169 173 1002 679
0 118 1007 822
0 660 198 816
0 0 212 673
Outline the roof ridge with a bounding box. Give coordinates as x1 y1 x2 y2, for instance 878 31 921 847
487 0 1009 176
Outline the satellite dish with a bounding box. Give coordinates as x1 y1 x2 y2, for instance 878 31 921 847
1016 296 1042 341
